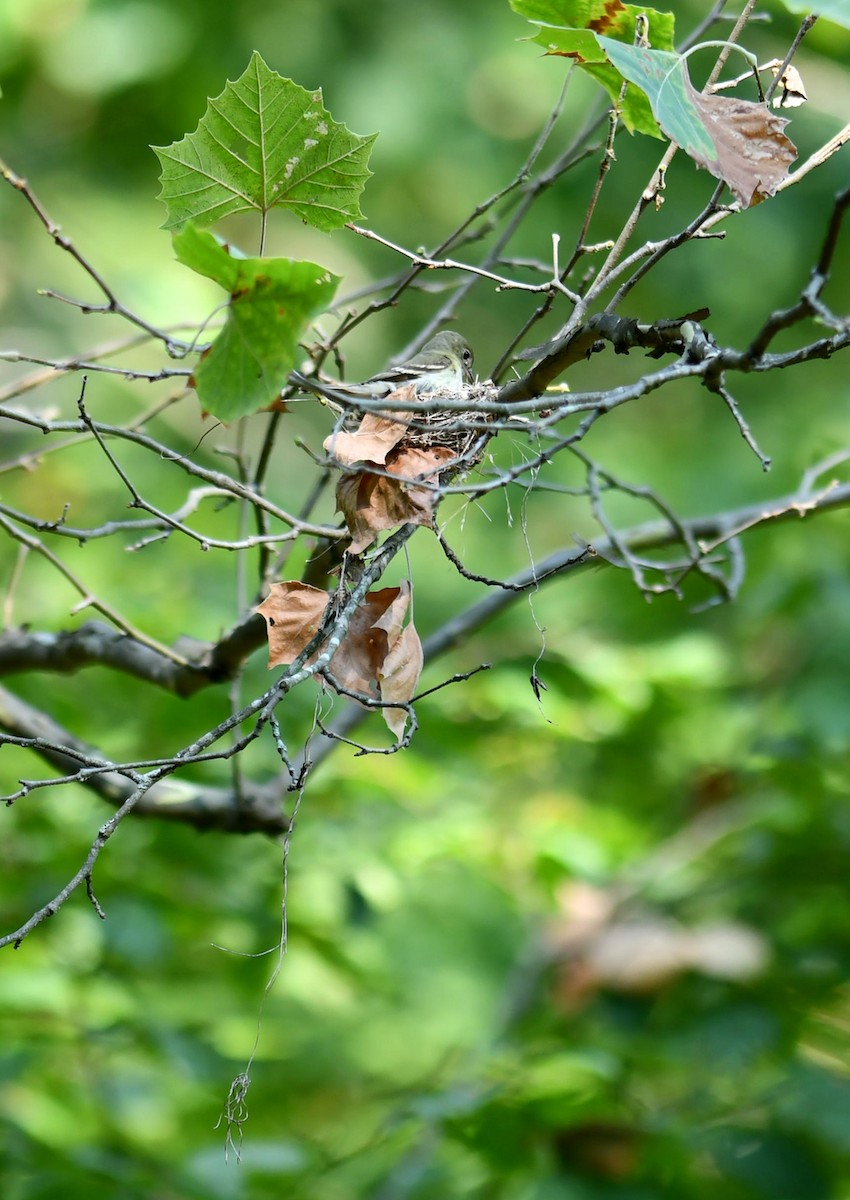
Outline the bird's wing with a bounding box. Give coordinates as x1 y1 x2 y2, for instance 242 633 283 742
289 370 387 402
365 354 452 387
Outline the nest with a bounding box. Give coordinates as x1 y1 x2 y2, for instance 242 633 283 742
391 381 498 463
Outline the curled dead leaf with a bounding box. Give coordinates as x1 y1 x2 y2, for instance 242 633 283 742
323 581 424 736
377 620 424 739
256 581 329 669
336 445 456 554
597 39 797 208
686 82 797 207
764 58 808 110
256 580 422 737
323 409 411 466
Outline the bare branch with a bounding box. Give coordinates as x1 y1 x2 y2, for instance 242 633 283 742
0 683 288 834
0 157 196 356
1 10 848 960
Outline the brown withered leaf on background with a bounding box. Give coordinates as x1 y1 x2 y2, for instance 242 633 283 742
547 880 769 1011
256 581 329 669
336 445 456 554
256 580 422 736
688 85 796 206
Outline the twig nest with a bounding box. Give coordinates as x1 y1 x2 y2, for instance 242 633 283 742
397 381 498 460
322 381 499 553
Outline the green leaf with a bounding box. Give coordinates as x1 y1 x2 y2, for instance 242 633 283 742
778 0 850 26
509 1 675 137
524 26 662 136
173 223 339 421
153 51 377 232
597 40 712 156
510 0 667 26
172 221 244 290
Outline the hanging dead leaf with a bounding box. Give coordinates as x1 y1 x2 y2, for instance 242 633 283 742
369 584 424 737
336 469 413 556
256 580 422 737
322 383 418 465
326 581 422 735
323 410 411 466
764 58 808 109
688 85 797 205
371 581 410 645
597 39 797 207
256 581 330 669
377 623 423 738
336 444 456 554
331 585 405 698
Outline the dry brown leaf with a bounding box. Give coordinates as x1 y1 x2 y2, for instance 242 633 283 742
371 582 411 644
256 580 421 738
329 581 420 735
256 581 330 668
336 471 411 555
598 38 797 206
688 84 797 206
322 382 418 466
336 445 456 553
764 58 808 110
376 596 424 737
323 410 410 466
377 622 424 738
331 586 402 698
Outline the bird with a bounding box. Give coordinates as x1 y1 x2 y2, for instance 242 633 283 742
290 331 475 408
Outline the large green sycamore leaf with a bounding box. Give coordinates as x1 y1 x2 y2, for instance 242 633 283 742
174 223 339 421
509 0 675 137
154 52 376 232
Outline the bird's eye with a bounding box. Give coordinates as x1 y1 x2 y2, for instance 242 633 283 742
462 348 473 363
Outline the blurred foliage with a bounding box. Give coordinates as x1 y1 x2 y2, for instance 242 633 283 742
2 1 850 1198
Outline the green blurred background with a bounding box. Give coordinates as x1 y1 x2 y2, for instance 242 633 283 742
2 1 850 1196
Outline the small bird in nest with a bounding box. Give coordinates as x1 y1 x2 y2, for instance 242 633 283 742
289 331 475 412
